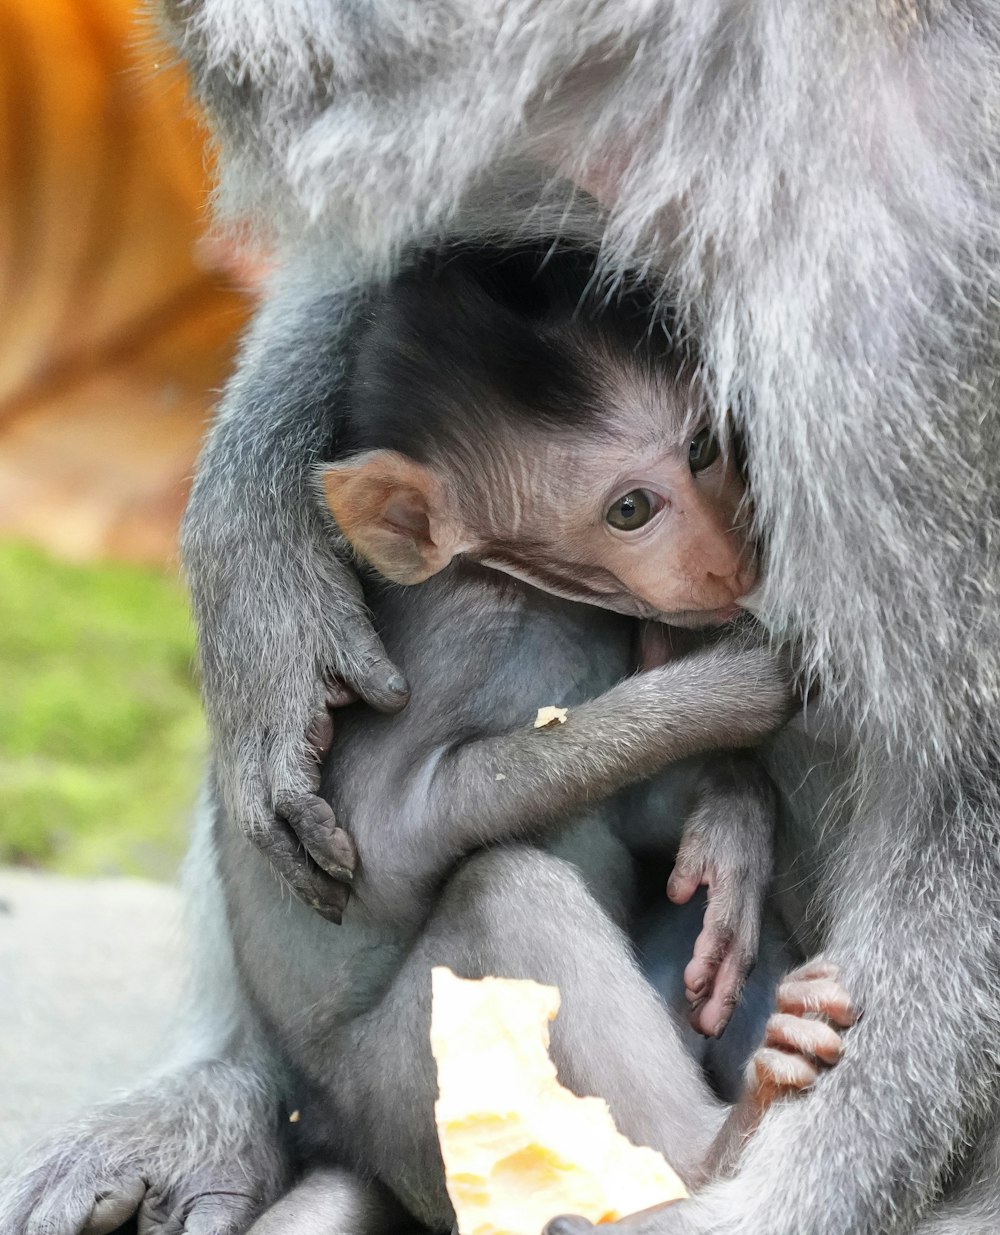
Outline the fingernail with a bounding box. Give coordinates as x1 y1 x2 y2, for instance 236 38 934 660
689 975 707 994
387 673 409 696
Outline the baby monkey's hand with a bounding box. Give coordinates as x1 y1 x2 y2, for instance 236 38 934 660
667 754 776 1039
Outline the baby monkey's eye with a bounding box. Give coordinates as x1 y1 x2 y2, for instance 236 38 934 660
606 490 656 531
689 426 721 473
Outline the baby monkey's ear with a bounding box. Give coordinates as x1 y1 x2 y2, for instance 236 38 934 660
321 451 467 584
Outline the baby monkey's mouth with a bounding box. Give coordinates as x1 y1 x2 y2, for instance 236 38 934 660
657 603 746 630
700 602 745 624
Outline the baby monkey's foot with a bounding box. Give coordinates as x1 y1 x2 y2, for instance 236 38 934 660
696 959 857 1183
543 963 857 1233
748 958 857 1107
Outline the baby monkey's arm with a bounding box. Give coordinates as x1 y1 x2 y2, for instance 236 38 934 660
636 622 779 1040
352 641 796 926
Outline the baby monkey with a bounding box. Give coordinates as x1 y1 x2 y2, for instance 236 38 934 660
249 962 854 1235
330 246 753 624
327 243 770 1036
236 244 856 1234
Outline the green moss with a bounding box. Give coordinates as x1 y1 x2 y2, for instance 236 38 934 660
0 541 205 878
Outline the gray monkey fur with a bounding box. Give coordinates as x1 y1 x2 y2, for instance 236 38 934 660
0 491 796 1233
0 256 797 1235
212 557 793 1223
158 4 1000 1234
3 3 998 1233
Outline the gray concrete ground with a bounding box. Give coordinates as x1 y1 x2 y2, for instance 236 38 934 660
0 869 187 1169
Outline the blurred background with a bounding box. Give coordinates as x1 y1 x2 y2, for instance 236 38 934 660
0 0 256 882
0 0 261 1159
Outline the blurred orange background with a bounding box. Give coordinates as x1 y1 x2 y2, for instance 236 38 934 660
0 0 251 566
0 0 258 881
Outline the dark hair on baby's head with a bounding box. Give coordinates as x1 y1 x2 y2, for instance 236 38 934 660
342 241 683 462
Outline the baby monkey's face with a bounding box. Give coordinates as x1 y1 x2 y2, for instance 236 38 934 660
469 412 757 627
323 392 757 629
325 245 757 626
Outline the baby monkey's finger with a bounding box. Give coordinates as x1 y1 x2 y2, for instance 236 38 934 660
684 876 758 1000
304 676 359 792
688 882 762 1036
683 910 733 1009
171 1192 261 1235
304 712 335 793
688 945 749 1039
19 1173 143 1235
85 1182 148 1235
665 865 702 905
306 711 334 756
323 674 360 709
332 619 410 715
784 957 841 984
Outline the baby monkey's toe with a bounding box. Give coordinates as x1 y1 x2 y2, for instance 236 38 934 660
764 1011 845 1068
775 960 857 1029
748 963 858 1106
751 1046 822 1103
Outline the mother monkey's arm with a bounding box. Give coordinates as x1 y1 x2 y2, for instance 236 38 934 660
180 273 410 919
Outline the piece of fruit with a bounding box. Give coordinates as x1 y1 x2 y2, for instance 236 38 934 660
431 968 687 1235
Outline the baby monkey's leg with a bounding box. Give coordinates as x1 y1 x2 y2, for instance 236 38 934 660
548 962 857 1235
246 1168 414 1235
301 847 727 1230
698 960 857 1183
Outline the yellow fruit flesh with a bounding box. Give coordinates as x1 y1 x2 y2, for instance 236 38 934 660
431 968 687 1235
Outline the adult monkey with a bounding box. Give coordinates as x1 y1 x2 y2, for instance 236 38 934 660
157 5 1000 1235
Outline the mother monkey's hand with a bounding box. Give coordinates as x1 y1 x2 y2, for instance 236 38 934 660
181 277 410 922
